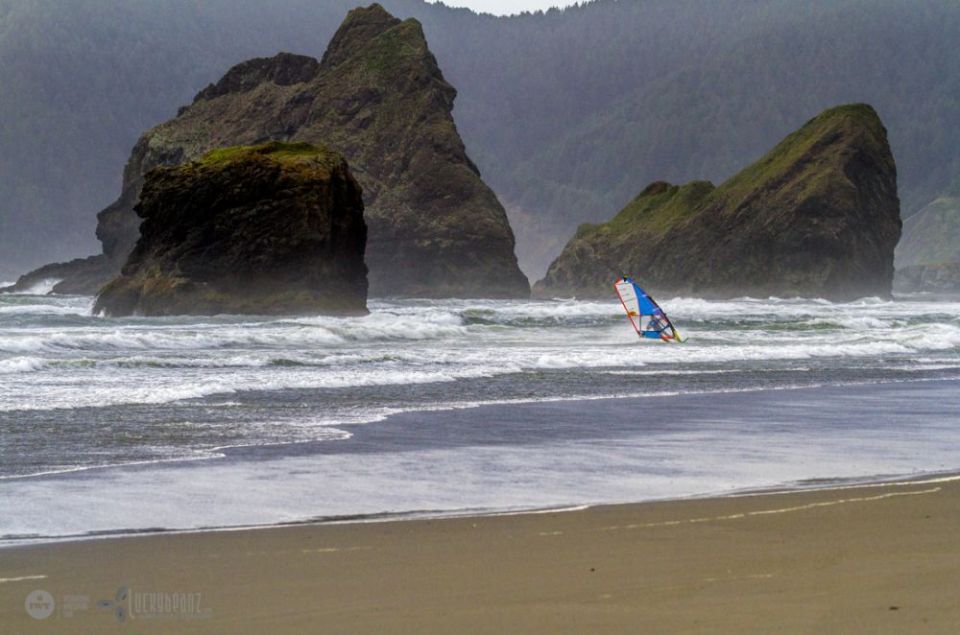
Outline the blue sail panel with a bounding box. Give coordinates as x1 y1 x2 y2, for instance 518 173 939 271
614 276 682 343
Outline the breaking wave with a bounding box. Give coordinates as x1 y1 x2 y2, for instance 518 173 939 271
1 294 959 412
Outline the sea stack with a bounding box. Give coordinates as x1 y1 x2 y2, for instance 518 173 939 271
94 142 368 316
896 191 960 268
893 185 960 293
535 104 901 300
84 3 528 299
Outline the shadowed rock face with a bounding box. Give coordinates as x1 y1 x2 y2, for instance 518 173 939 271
89 3 528 299
535 104 901 301
93 142 367 317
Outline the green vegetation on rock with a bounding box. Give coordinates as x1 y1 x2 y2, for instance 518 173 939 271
198 141 337 167
2 1 960 282
535 104 901 300
358 19 424 74
85 4 529 299
598 181 714 237
93 142 368 317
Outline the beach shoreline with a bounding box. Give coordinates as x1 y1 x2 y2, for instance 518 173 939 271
3 466 958 549
3 471 959 633
4 377 960 547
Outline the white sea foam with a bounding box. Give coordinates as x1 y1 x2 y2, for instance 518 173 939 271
0 356 46 374
2 297 959 415
0 304 75 316
8 278 60 295
0 334 949 411
3 379 960 542
2 293 960 540
1 295 959 412
0 363 523 411
0 313 470 354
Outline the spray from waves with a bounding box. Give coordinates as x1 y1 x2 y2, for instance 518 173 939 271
0 302 93 316
459 299 622 327
5 278 60 295
0 362 528 412
3 295 959 351
0 356 47 374
461 295 960 332
3 296 960 492
5 321 959 374
2 296 960 412
0 291 93 319
4 338 959 412
0 312 471 354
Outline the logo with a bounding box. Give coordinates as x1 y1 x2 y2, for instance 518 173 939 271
25 589 55 620
97 586 211 622
97 586 129 623
22 585 211 623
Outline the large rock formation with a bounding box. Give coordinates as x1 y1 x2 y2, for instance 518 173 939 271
535 104 901 300
20 3 528 299
894 263 960 294
0 255 115 295
895 184 960 268
893 181 960 294
93 142 367 316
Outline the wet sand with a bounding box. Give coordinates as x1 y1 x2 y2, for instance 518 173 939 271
2 474 959 633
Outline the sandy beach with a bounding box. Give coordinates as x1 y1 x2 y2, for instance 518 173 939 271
2 474 958 633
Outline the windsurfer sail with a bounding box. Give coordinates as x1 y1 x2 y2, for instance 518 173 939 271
613 276 684 343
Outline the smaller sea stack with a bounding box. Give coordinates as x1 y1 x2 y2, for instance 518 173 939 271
94 142 368 316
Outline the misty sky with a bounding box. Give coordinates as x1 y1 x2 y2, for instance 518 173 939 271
430 0 580 15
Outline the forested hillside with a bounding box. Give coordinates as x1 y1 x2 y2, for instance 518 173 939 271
1 0 958 278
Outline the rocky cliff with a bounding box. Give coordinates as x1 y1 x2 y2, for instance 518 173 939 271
895 183 960 268
535 104 901 300
0 255 115 295
54 3 526 299
894 179 960 293
894 263 960 294
93 142 367 316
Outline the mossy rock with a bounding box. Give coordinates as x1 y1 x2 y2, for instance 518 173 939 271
90 3 528 300
94 142 368 316
535 104 901 300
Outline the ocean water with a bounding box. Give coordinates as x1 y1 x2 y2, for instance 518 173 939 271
1 284 959 541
